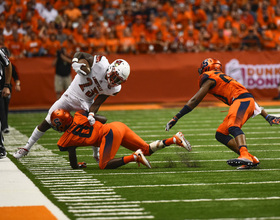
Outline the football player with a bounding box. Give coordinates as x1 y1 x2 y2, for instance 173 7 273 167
50 109 192 169
13 52 130 161
0 47 12 159
165 58 280 170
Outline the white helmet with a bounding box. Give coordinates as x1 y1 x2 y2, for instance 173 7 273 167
106 59 130 87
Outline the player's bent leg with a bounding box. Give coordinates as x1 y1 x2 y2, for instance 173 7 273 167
149 132 191 153
13 124 48 159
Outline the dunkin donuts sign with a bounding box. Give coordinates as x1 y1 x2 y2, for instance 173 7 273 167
225 59 280 89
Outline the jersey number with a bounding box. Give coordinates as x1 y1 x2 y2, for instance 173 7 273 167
214 72 232 84
79 77 99 98
72 124 93 138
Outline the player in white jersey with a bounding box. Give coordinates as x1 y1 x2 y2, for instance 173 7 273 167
13 52 130 160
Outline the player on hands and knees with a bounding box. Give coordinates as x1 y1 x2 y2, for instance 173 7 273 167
165 58 280 170
13 52 130 161
50 109 192 169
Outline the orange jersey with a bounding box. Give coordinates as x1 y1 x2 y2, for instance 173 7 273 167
199 70 251 105
57 111 103 149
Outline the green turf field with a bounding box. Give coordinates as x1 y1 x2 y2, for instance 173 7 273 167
5 106 280 220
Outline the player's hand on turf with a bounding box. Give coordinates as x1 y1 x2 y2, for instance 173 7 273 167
266 115 280 125
165 117 178 131
87 112 96 126
72 62 87 76
78 162 87 168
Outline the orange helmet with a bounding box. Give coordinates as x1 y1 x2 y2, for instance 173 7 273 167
50 109 73 132
198 58 222 75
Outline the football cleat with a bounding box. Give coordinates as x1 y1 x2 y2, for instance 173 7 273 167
13 148 29 159
227 155 253 167
0 145 7 159
237 155 260 170
173 132 192 152
134 149 151 168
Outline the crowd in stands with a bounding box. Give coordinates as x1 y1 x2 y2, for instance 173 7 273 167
1 0 280 60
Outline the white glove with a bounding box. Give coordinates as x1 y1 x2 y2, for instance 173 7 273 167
88 112 96 126
72 62 87 76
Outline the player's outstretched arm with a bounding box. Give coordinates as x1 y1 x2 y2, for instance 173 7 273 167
165 80 214 131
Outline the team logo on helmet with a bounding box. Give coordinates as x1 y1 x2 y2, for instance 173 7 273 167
50 109 73 132
198 58 222 75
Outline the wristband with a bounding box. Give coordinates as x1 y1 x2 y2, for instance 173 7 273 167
72 57 78 62
4 83 11 90
176 105 192 119
265 114 270 120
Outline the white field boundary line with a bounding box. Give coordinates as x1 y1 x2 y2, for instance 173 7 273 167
91 169 280 176
97 181 280 189
4 127 154 220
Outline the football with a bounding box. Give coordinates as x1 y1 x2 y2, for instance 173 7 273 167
79 58 91 75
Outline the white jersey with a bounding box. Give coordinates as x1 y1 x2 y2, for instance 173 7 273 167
65 55 121 102
45 55 121 124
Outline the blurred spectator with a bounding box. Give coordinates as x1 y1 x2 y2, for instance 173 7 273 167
106 31 119 54
64 1 82 23
103 1 121 26
8 29 24 59
257 0 274 29
53 47 72 99
209 29 229 51
90 29 106 55
44 33 61 56
41 2 58 24
78 0 91 19
119 27 136 54
198 26 211 51
0 0 7 14
241 4 255 28
137 34 150 54
229 27 242 51
183 28 199 52
261 23 277 50
24 31 45 57
153 31 168 53
241 27 261 51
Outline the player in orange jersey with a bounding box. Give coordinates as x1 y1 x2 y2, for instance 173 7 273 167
165 58 280 170
51 109 192 169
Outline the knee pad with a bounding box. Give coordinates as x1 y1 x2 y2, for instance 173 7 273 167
215 132 233 145
228 126 244 138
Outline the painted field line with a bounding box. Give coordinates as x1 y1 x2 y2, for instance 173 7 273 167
92 168 280 176
69 208 145 213
68 205 140 208
100 180 280 189
193 217 280 220
76 215 154 220
138 196 280 204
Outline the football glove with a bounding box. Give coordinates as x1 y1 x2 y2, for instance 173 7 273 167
266 115 280 125
78 162 87 168
88 112 96 126
165 116 178 131
72 62 87 76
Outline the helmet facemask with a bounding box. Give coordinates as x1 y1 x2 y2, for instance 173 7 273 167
106 59 130 87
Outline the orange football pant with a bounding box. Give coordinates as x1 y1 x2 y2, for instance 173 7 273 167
99 122 150 169
216 97 255 135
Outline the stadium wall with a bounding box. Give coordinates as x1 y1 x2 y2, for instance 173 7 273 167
10 51 280 110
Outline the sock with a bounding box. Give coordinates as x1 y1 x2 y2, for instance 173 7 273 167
239 145 248 156
24 126 45 151
123 155 136 164
164 137 175 146
149 140 166 153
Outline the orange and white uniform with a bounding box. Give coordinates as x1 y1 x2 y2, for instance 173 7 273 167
57 111 150 169
199 70 256 135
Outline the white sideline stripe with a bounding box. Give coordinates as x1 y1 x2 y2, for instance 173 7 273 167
101 181 280 189
4 127 153 219
75 212 151 217
196 217 280 220
69 205 140 208
0 157 69 220
92 169 280 176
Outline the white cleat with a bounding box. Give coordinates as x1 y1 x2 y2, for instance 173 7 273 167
13 148 29 159
173 132 192 152
134 149 151 168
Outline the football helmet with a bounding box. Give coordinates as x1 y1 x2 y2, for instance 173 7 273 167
106 59 130 87
50 109 73 132
198 58 222 75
